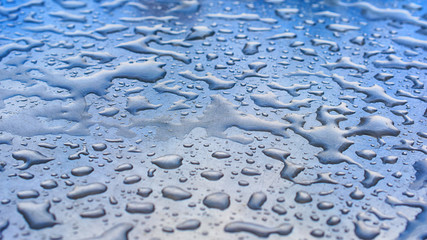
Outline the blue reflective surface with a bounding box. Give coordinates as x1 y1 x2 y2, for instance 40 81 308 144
0 0 426 239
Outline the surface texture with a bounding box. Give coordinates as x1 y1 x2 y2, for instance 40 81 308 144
0 0 426 239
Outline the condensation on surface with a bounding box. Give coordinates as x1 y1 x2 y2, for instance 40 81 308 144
0 0 426 239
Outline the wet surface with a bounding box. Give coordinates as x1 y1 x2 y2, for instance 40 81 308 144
0 0 426 239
